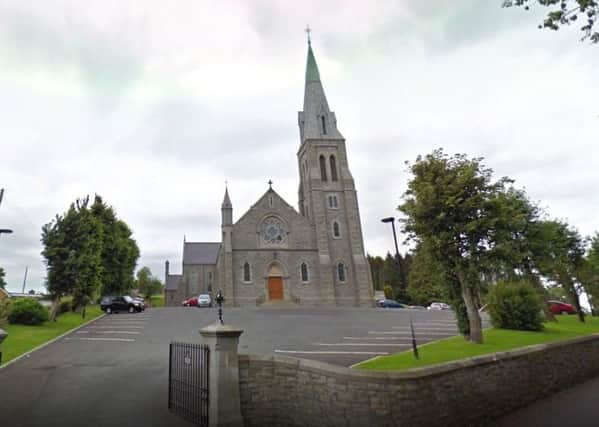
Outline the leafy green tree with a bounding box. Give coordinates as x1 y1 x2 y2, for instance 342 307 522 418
532 220 587 322
382 253 409 303
0 267 6 289
42 197 103 320
407 242 446 306
367 255 385 290
91 195 140 296
582 233 599 314
399 149 524 343
503 0 599 43
135 267 164 300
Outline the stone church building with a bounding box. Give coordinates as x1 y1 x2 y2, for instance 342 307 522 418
165 41 373 307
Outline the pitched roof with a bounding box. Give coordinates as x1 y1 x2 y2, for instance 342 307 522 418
183 242 220 265
165 274 181 291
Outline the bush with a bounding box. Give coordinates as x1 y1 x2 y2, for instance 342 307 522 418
487 280 544 331
8 298 49 325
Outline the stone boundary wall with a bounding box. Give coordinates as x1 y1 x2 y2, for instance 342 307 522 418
239 334 599 426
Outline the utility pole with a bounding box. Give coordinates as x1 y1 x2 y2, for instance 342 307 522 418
22 266 28 294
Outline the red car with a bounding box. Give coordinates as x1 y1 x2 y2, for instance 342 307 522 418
548 300 576 315
182 296 198 307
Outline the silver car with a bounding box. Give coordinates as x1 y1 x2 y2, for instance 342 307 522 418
197 294 212 307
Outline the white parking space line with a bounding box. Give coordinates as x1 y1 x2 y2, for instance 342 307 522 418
393 326 457 330
312 343 410 347
86 325 144 329
99 322 147 325
343 336 414 340
369 331 456 335
65 337 135 342
275 350 388 355
76 330 140 334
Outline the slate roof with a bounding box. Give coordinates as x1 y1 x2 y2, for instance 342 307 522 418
183 242 220 265
165 274 182 291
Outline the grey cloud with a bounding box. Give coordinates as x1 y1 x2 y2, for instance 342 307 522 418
0 4 146 107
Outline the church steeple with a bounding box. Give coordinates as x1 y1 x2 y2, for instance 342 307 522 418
221 185 232 226
299 38 343 142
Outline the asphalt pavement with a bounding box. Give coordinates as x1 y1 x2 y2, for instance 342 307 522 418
0 306 476 427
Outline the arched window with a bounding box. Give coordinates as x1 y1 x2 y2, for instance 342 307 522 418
329 155 338 181
321 116 327 134
301 262 309 282
243 262 251 282
337 263 346 282
333 221 341 238
319 155 327 181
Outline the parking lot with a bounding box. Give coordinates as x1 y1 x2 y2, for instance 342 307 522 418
0 306 484 426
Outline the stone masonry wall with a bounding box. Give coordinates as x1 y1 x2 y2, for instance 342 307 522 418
239 334 599 426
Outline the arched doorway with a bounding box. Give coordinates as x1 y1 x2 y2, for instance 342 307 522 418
267 263 284 300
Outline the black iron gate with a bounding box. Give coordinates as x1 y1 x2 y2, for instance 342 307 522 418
168 342 210 426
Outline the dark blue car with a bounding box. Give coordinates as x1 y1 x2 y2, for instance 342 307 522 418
376 299 404 308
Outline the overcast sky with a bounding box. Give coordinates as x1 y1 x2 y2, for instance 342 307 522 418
0 0 598 293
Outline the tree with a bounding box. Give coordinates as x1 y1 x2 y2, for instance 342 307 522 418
407 242 446 306
0 267 6 289
367 255 385 290
399 150 524 343
382 252 409 302
583 233 599 314
503 0 599 43
532 220 587 322
135 267 163 300
41 197 103 321
91 195 140 296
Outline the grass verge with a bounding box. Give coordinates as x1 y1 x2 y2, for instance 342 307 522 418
150 294 164 307
1 305 103 364
355 315 599 371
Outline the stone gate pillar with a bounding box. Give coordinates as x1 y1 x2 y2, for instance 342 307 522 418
200 323 244 427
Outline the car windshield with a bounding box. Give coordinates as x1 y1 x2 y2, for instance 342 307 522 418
199 294 210 299
123 296 133 303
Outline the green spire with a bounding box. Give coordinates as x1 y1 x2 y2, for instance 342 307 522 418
305 42 321 84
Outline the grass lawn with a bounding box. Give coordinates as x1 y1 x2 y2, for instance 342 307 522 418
356 315 599 371
1 305 103 364
150 294 164 307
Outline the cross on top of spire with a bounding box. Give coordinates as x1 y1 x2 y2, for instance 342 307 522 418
305 25 311 45
268 179 273 189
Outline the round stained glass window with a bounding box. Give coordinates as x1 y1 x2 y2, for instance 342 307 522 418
261 217 287 245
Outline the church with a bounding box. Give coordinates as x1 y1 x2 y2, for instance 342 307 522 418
164 39 374 307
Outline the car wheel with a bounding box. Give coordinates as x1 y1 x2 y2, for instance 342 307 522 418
106 307 112 314
129 306 135 313
561 310 569 315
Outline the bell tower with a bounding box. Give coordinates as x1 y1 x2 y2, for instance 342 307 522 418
297 37 373 307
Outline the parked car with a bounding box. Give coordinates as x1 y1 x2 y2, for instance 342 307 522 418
377 299 404 308
100 295 145 314
428 302 451 310
408 305 426 310
197 294 212 307
182 296 199 307
132 296 146 309
548 300 576 315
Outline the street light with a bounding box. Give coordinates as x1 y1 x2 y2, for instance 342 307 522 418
381 217 400 260
0 229 12 237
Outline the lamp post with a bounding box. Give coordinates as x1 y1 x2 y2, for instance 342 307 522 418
381 217 400 261
0 229 12 238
